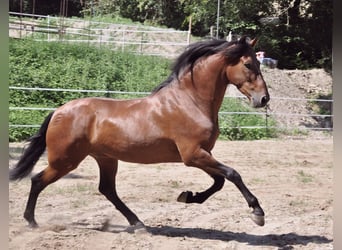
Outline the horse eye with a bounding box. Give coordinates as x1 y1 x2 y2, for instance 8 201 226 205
244 63 252 70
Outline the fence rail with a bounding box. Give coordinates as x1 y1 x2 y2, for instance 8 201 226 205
9 12 333 134
9 12 191 58
9 86 333 132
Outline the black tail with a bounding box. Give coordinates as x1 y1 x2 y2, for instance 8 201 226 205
9 112 55 181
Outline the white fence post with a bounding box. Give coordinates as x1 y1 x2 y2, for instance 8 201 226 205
47 15 50 41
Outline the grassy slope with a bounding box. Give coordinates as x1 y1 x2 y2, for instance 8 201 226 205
9 38 275 141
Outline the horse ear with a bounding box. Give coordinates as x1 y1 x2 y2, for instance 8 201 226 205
238 36 247 44
249 38 258 47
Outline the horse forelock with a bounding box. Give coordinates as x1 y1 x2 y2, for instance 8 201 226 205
152 38 252 93
224 39 254 65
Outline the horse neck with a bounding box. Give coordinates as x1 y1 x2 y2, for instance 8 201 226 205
180 54 228 117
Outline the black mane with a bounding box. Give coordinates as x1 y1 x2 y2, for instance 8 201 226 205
152 36 252 93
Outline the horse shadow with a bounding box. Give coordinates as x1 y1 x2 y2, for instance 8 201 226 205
98 223 332 249
147 225 332 249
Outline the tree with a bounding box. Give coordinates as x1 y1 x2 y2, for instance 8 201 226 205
10 0 332 71
257 0 332 71
9 0 83 17
219 0 274 37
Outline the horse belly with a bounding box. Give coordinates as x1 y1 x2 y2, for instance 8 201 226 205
92 138 182 164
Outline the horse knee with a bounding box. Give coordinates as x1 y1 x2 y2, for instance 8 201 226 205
98 179 115 197
225 168 242 183
98 183 108 195
30 171 46 192
212 175 225 190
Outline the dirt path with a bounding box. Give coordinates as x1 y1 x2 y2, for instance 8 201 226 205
9 138 333 249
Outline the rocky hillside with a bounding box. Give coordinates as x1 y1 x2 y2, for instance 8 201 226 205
227 68 333 136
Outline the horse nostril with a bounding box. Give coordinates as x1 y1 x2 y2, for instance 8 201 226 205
261 95 269 106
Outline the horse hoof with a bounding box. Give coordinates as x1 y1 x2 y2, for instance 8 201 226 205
28 222 39 228
251 213 265 226
134 223 148 235
177 191 191 203
127 221 147 234
100 219 110 231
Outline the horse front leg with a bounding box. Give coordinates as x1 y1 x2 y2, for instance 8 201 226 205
177 174 224 203
179 146 265 226
216 163 265 226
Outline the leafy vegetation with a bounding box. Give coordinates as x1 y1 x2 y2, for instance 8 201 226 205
9 38 277 141
219 98 277 140
297 170 314 183
10 0 332 71
308 92 333 130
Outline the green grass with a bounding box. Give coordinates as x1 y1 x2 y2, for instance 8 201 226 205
297 170 314 183
219 97 277 140
9 38 278 141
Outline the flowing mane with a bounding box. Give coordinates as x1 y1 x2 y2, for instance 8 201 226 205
152 36 252 93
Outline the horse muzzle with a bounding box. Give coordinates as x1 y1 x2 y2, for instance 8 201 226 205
252 94 270 108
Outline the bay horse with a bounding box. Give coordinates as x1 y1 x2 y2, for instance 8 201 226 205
10 36 270 230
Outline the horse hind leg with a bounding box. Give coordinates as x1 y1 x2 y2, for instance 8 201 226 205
95 157 144 229
23 163 78 227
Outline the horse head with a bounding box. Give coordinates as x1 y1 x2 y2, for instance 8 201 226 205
225 37 270 108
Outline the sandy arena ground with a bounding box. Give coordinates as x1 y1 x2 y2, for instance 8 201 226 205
9 138 333 249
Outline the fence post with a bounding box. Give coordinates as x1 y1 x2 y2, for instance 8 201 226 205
187 15 192 44
47 15 50 41
265 106 269 135
100 29 102 48
140 32 144 54
122 30 125 52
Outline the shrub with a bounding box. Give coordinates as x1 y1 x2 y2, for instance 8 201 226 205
219 98 277 140
9 38 277 141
